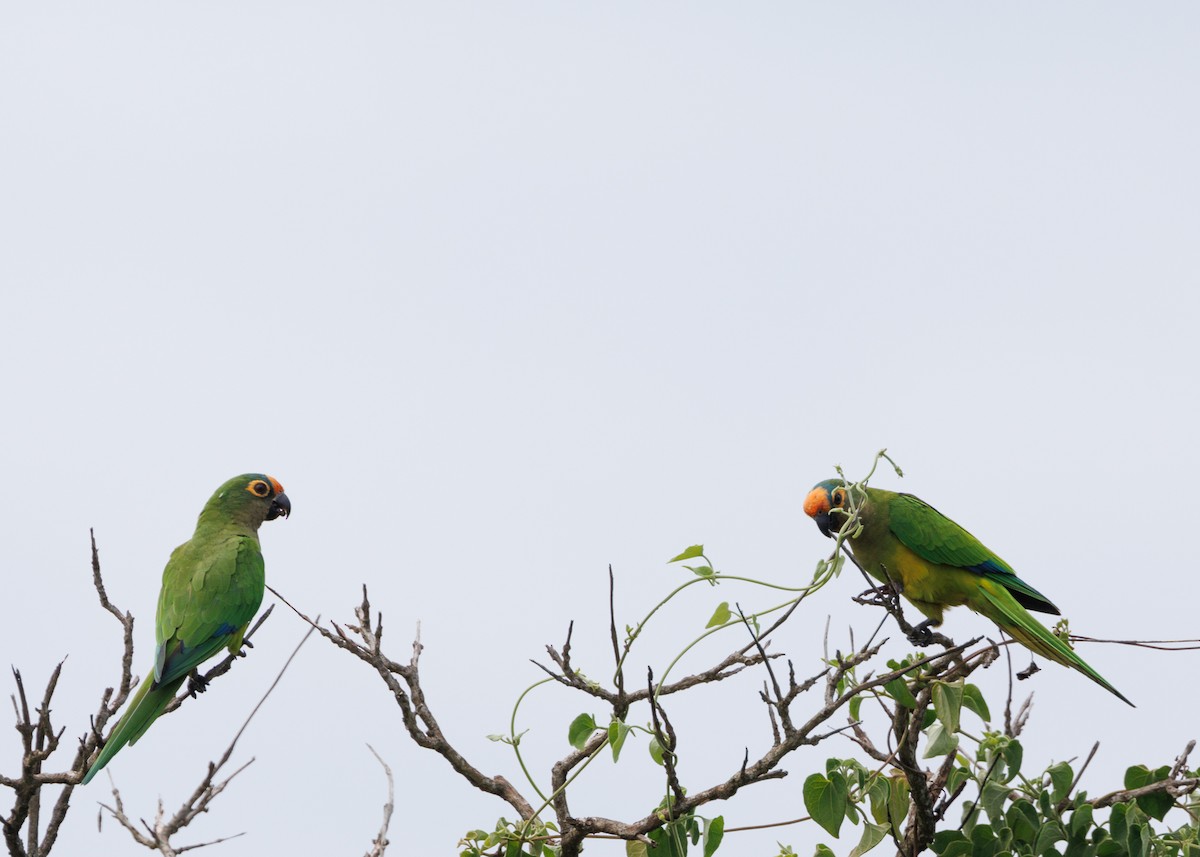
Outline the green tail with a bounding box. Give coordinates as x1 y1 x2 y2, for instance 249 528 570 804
973 579 1134 707
81 672 185 785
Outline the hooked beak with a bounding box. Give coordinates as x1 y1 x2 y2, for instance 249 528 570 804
267 492 291 521
813 512 832 538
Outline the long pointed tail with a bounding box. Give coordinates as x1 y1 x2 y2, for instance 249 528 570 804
972 580 1134 707
81 672 185 785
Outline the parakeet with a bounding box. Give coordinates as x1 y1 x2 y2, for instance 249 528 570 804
803 479 1131 705
81 473 291 784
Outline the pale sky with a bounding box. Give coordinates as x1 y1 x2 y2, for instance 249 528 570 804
2 4 1198 856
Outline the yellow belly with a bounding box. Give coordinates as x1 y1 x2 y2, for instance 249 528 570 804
855 540 978 625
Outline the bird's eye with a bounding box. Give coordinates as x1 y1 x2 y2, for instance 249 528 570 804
247 480 271 497
832 488 846 507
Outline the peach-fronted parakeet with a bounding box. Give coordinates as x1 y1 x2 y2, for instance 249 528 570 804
81 473 291 784
803 479 1130 705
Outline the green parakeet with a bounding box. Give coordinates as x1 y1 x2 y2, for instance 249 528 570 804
81 473 291 784
803 479 1131 706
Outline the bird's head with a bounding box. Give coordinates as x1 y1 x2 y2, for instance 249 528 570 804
201 473 292 530
803 479 850 538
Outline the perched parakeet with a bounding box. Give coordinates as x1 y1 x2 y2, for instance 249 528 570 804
803 479 1131 706
81 474 291 784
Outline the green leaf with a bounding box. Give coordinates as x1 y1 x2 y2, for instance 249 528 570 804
932 680 964 734
969 824 998 857
669 545 705 563
830 553 846 576
1001 740 1023 783
1033 821 1066 855
703 816 725 857
648 735 665 766
1138 789 1175 823
648 826 683 857
608 720 631 762
867 777 890 825
626 843 649 857
931 830 968 855
1124 764 1174 821
960 801 978 836
888 776 910 832
814 845 837 857
941 837 974 857
568 713 597 749
979 780 1010 825
684 565 715 578
849 695 863 722
1048 761 1074 803
923 722 959 758
884 677 919 709
1109 802 1128 843
706 602 732 628
961 684 991 722
1126 818 1147 857
803 773 847 839
849 821 889 857
1006 799 1039 845
1070 803 1094 839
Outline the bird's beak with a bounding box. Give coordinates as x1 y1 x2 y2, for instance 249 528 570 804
813 512 832 538
267 492 291 521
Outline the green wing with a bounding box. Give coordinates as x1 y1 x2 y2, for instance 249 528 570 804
886 492 1060 615
155 537 266 685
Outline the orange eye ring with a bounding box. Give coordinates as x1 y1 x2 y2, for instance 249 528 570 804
247 479 271 497
831 488 847 507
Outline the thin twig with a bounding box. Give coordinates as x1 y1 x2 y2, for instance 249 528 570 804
363 745 394 857
100 619 316 854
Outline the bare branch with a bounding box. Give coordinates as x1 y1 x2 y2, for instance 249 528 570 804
98 618 315 854
270 584 537 821
363 745 395 857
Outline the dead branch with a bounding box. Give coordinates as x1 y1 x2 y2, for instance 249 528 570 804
1085 741 1199 811
363 745 394 857
269 584 537 822
301 570 1000 857
97 619 315 855
2 532 137 857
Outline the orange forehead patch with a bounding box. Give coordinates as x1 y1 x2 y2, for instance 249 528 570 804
803 488 830 518
268 476 284 495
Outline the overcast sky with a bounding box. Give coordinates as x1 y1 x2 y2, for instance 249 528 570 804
3 3 1199 856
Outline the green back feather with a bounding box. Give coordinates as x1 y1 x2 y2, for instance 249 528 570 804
156 537 264 683
884 491 1060 615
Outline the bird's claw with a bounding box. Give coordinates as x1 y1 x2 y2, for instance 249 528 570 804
854 583 900 609
906 620 937 647
186 670 210 697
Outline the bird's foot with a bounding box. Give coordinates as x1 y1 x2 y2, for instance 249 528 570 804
186 670 210 697
854 583 900 610
906 620 938 647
